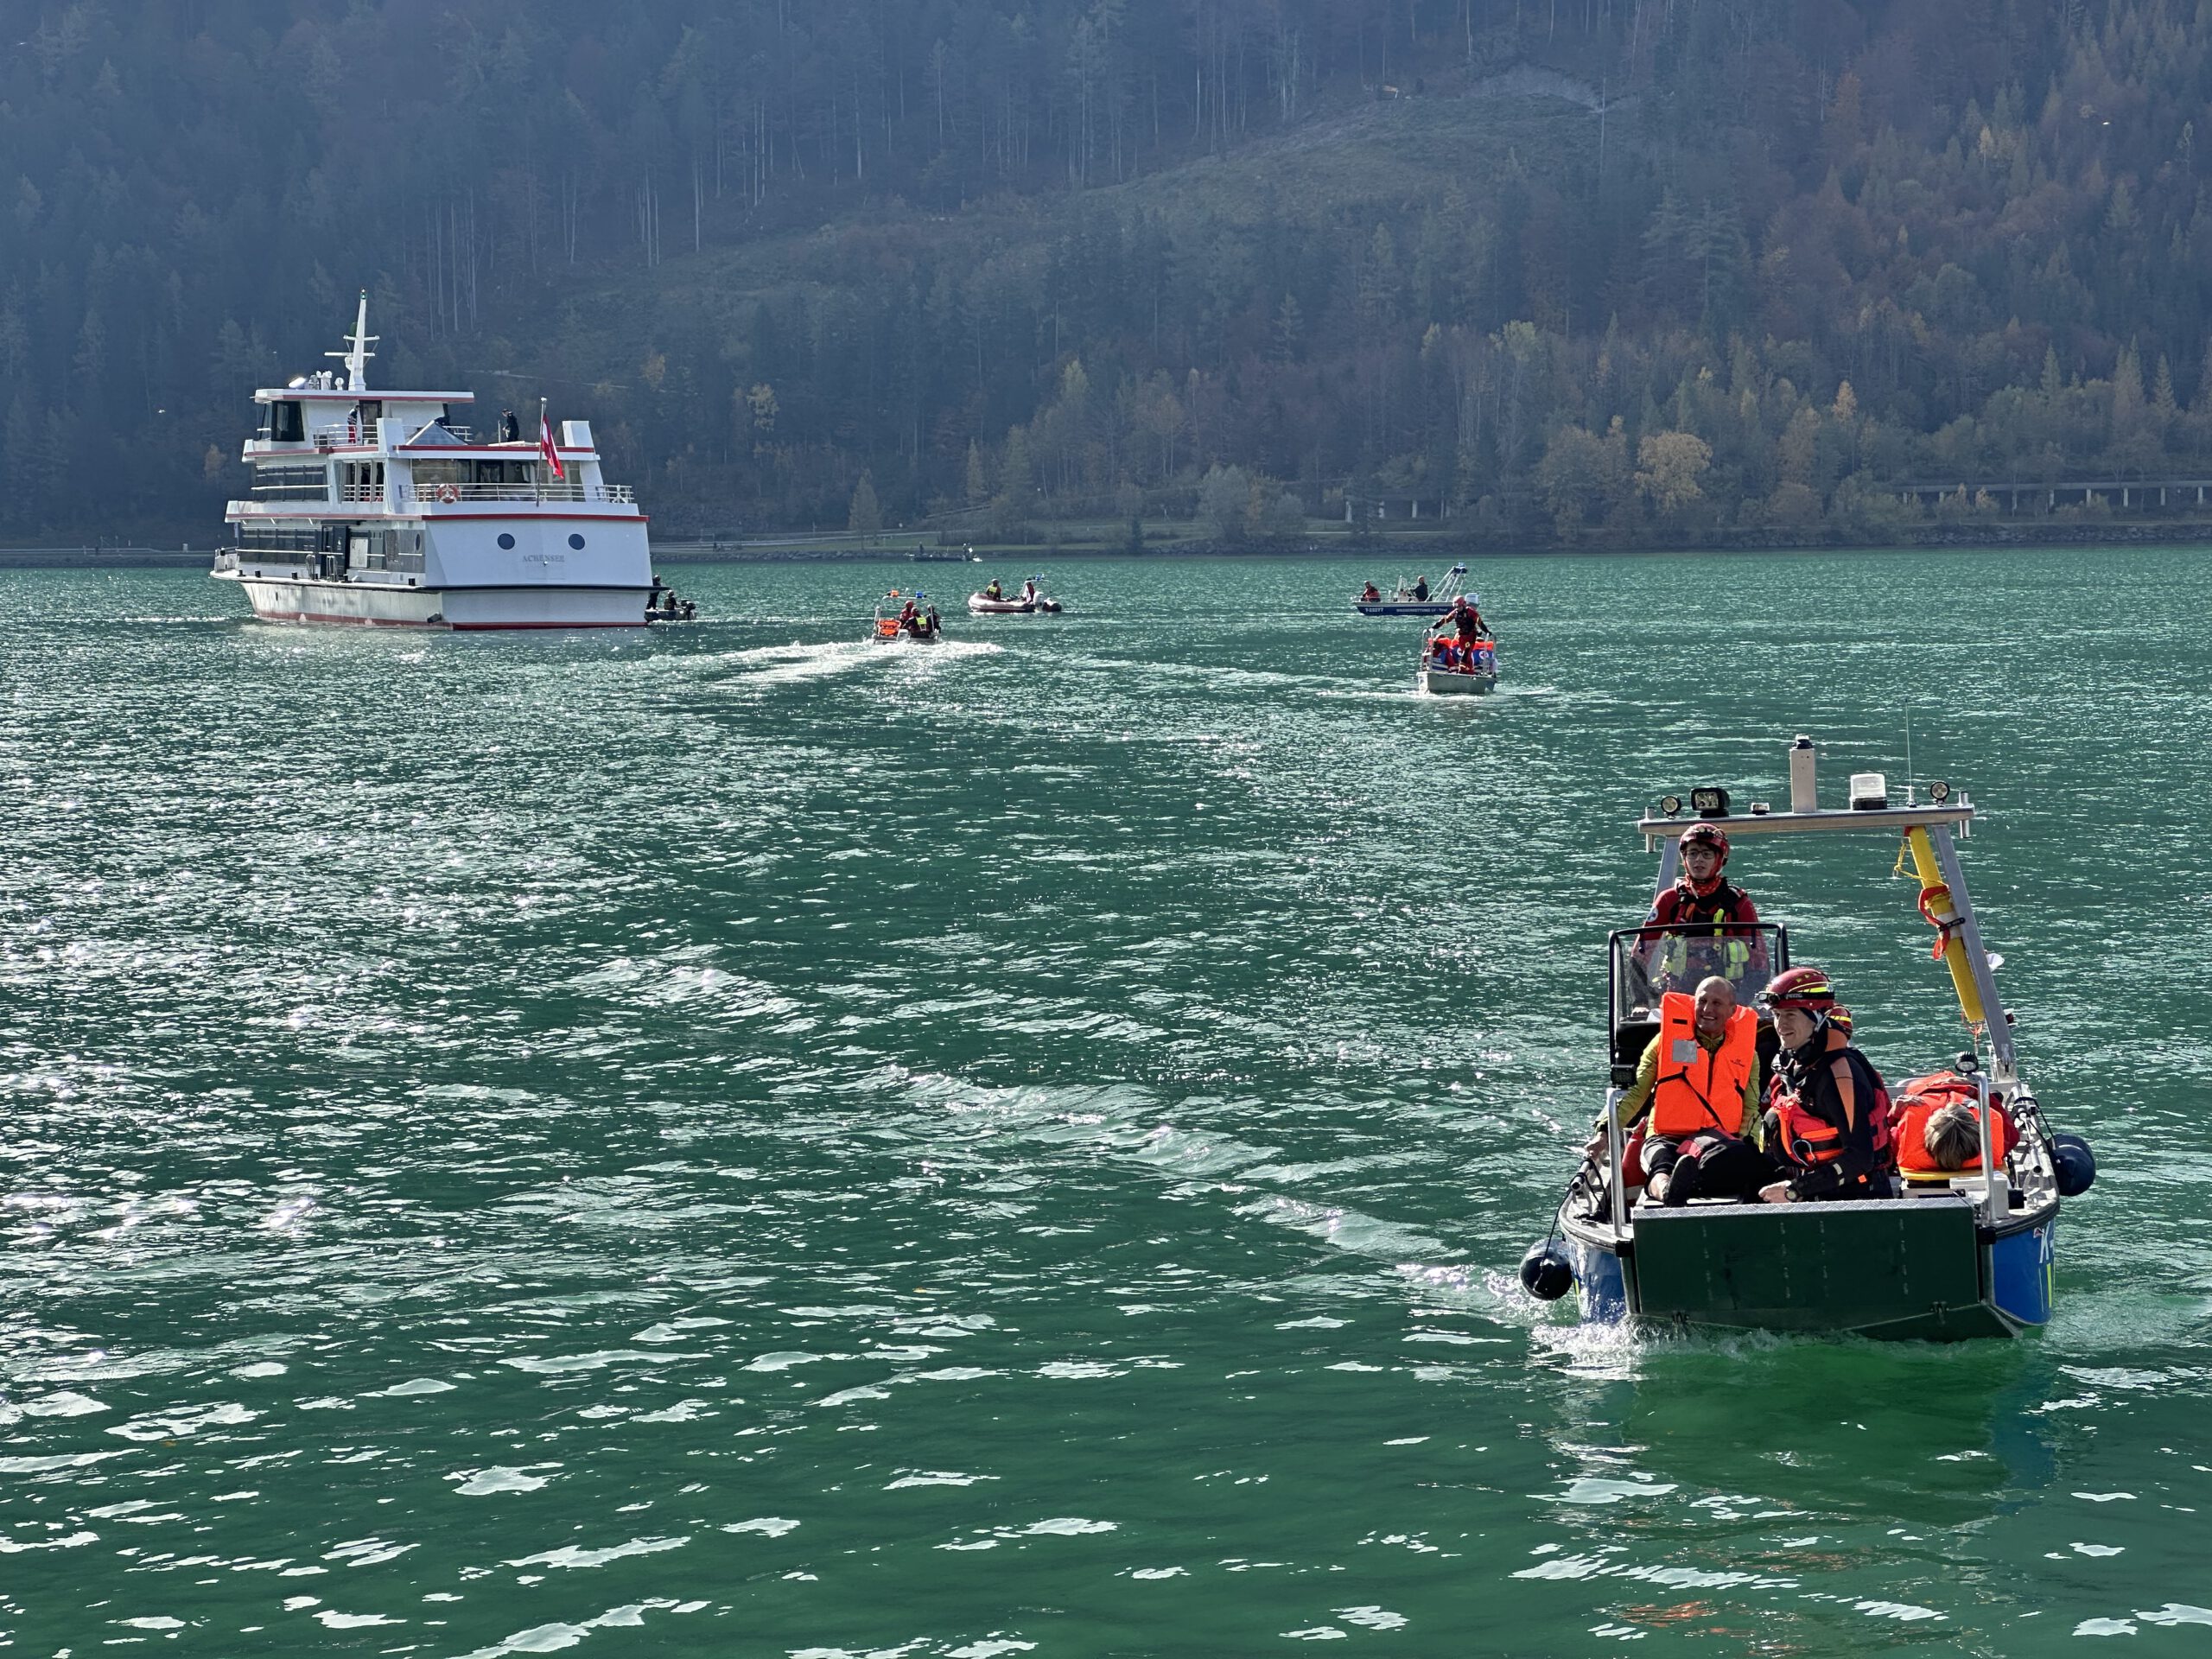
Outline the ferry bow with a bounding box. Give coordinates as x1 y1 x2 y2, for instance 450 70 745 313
210 293 652 629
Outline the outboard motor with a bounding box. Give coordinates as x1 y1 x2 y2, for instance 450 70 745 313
1520 1241 1573 1301
2050 1132 2096 1197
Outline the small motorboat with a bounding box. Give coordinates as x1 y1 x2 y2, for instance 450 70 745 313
969 576 1062 614
643 578 696 622
1355 563 1468 616
1519 736 2096 1342
1417 628 1497 694
871 590 944 644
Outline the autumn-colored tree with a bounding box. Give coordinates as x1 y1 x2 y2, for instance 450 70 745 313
1636 431 1713 518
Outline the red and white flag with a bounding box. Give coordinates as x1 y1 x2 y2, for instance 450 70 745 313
538 408 565 480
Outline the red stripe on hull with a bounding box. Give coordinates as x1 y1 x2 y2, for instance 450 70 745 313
251 607 645 630
228 511 650 524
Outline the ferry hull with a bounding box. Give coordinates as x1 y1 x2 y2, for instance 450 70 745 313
223 575 647 630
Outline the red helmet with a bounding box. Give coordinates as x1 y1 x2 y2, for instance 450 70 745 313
1678 823 1730 860
1760 967 1837 1012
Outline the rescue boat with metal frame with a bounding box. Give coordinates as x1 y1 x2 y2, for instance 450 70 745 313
1417 628 1498 695
1527 738 2094 1342
1354 563 1469 616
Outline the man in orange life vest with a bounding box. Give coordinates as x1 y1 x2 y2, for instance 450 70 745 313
1597 973 1766 1205
1757 968 1897 1203
1635 823 1769 996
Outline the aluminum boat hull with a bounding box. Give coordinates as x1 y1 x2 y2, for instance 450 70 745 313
1419 666 1497 695
1560 1193 2057 1341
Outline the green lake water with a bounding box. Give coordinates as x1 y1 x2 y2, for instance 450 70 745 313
2 549 2208 1655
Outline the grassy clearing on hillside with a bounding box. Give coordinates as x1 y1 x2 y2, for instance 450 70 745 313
575 86 1601 357
1113 90 1599 226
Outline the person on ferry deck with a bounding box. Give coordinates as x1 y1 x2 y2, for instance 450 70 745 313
1592 974 1764 1204
1757 969 1896 1203
1635 822 1768 995
497 409 521 442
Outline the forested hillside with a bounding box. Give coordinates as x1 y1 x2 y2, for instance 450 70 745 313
9 0 2212 543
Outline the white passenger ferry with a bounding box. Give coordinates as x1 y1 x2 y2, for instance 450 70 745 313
211 294 652 629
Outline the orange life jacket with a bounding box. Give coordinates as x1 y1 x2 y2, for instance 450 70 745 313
1768 1040 1892 1170
1649 994 1758 1139
1891 1075 2017 1173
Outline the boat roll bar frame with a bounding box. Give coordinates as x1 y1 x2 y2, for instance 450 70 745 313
1637 791 2018 1228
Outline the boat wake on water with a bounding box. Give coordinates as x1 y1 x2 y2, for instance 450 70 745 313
683 639 882 686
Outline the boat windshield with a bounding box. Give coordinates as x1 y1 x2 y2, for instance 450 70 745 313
1608 923 1788 1024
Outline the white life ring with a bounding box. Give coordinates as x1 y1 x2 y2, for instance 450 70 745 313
435 483 460 504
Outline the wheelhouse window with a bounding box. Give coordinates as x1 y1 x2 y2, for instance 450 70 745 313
269 400 305 442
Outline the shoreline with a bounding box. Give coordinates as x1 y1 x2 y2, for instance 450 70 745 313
8 518 2211 572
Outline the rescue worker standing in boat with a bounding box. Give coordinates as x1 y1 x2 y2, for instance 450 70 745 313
1636 823 1769 995
1591 973 1765 1205
1758 968 1895 1203
1446 594 1491 642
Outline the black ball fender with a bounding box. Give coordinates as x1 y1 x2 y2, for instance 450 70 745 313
1520 1241 1574 1301
2050 1132 2096 1198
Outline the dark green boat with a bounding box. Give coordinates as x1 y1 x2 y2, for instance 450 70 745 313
1524 737 2096 1341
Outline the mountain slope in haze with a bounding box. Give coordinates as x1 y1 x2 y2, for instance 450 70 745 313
6 2 2211 544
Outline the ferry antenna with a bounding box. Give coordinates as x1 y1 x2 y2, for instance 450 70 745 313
325 289 378 392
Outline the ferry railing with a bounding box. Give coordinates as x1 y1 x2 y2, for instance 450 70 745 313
339 484 383 503
310 423 474 448
397 482 635 505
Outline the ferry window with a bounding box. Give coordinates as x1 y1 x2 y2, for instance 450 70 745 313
497 533 516 550
253 461 330 502
270 401 305 442
568 533 585 550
